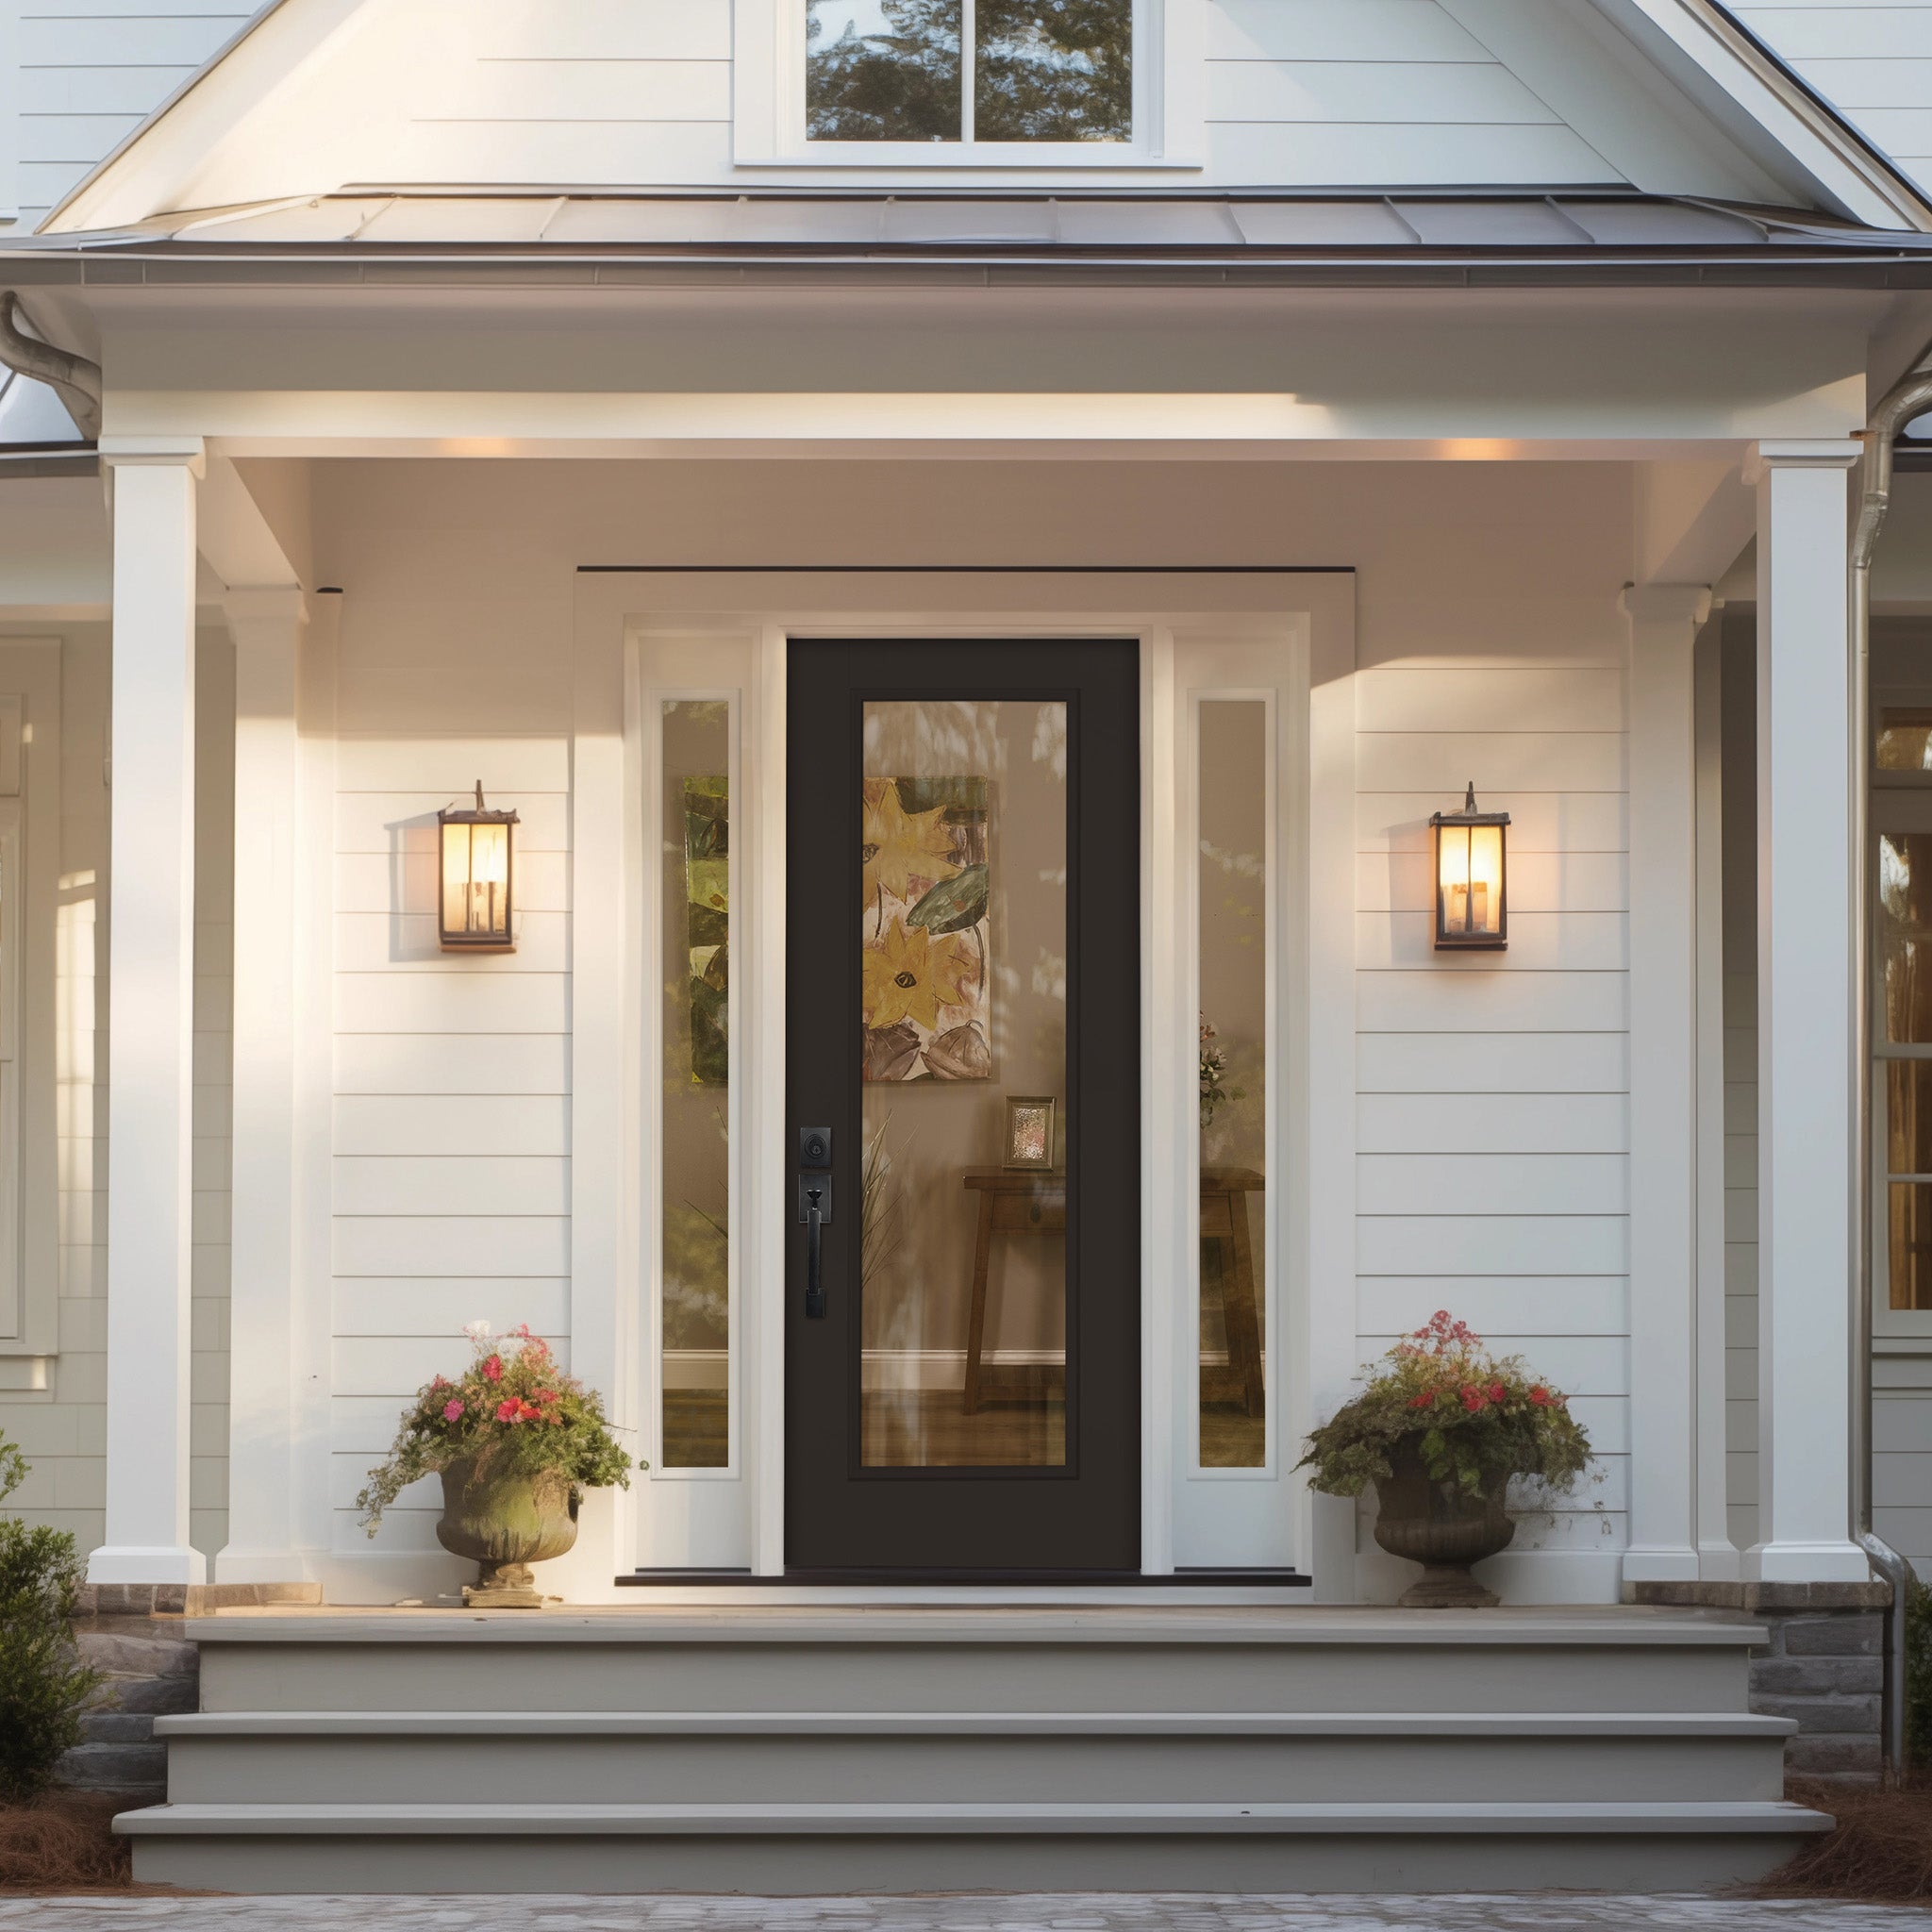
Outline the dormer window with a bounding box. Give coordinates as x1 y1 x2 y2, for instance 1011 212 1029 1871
806 1 1131 143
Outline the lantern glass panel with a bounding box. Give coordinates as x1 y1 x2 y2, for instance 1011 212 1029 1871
441 818 511 943
1436 821 1504 940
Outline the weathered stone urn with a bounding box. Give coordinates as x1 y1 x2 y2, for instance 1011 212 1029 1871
436 1457 579 1608
1372 1437 1515 1608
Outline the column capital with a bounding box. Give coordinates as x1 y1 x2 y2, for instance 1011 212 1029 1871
1622 583 1713 628
1746 438 1862 480
98 435 206 475
221 585 308 636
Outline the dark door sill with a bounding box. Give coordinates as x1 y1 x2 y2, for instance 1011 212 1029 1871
619 1567 1313 1589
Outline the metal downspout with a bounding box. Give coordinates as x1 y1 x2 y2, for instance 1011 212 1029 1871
1850 365 1932 1774
0 292 101 441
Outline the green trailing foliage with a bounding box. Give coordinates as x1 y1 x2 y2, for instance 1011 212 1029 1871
0 1434 102 1803
1298 1310 1595 1503
1906 1573 1932 1772
356 1324 639 1533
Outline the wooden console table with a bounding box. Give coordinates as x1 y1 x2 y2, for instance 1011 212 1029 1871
960 1166 1264 1417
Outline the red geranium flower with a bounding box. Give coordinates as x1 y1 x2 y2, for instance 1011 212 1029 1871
1459 1386 1488 1412
1408 1390 1435 1408
1529 1386 1552 1407
482 1355 504 1383
1489 1383 1507 1405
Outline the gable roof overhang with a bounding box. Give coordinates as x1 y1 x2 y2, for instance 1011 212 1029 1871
33 0 1932 242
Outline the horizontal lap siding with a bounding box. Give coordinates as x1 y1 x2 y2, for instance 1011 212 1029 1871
332 714 568 1553
1739 4 1932 197
1355 660 1629 1557
11 4 252 226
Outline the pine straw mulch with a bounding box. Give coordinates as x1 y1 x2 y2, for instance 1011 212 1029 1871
0 1791 132 1892
1757 1776 1932 1901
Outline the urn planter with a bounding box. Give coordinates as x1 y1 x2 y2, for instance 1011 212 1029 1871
1372 1436 1515 1609
436 1457 579 1608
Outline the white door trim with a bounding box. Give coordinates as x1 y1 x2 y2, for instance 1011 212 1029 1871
573 570 1357 1586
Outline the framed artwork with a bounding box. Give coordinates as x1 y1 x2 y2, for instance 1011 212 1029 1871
1004 1095 1058 1170
860 774 991 1082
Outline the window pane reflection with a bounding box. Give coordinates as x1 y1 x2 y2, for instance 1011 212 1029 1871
660 701 730 1468
976 0 1131 142
1198 700 1266 1469
1891 1182 1932 1310
808 1 961 142
860 698 1068 1467
1877 708 1932 773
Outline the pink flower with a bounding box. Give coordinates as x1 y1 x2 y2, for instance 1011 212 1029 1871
482 1355 504 1383
1488 1383 1507 1405
1408 1390 1435 1409
496 1398 524 1423
1529 1386 1553 1407
1459 1386 1488 1413
442 1399 464 1422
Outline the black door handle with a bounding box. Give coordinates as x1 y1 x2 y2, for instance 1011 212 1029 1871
797 1174 832 1320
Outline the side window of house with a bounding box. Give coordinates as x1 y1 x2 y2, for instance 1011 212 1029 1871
807 1 1132 142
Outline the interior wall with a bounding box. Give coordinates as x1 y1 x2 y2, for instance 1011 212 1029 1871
304 455 1636 1599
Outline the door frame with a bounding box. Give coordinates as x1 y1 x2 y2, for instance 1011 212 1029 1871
572 570 1358 1591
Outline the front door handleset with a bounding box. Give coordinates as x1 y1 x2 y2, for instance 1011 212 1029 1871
797 1174 832 1320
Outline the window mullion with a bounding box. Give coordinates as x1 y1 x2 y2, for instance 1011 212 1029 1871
961 0 975 144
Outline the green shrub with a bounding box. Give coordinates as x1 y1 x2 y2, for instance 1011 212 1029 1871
0 1435 102 1803
1907 1573 1932 1773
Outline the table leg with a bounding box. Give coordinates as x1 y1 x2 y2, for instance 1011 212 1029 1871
1224 1190 1265 1419
962 1192 995 1415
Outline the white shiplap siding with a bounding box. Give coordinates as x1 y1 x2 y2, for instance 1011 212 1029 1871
1739 1 1932 196
1355 662 1630 1570
12 2 256 226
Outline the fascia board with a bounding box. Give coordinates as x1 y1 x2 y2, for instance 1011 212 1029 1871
43 0 376 236
1594 0 1932 230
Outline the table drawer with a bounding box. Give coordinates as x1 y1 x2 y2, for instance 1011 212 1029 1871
989 1191 1066 1233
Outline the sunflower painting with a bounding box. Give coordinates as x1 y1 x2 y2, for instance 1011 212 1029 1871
861 776 991 1082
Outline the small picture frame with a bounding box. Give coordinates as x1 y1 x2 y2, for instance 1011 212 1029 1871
1004 1094 1058 1171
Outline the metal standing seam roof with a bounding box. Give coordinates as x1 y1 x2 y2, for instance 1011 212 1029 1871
8 192 1932 284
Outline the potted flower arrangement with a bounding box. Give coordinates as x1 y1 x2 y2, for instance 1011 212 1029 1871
1297 1310 1594 1607
356 1323 637 1607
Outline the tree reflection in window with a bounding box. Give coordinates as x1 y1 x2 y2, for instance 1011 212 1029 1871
807 1 1130 143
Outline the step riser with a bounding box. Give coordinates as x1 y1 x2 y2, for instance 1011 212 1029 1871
198 1642 1751 1716
127 1829 1816 1896
163 1734 1790 1807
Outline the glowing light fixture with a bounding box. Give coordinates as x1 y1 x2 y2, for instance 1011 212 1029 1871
1430 783 1508 952
439 781 518 953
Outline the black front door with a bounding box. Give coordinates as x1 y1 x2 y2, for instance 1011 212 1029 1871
785 638 1141 1575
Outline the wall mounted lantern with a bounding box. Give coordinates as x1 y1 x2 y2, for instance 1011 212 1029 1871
439 781 518 953
1430 783 1509 952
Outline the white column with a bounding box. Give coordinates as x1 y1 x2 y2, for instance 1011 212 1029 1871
215 587 308 1582
1748 439 1869 1584
92 439 206 1586
1622 583 1712 1584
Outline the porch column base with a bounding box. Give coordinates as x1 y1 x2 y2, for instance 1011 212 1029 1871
213 1545 319 1585
1742 1541 1874 1586
88 1545 208 1587
1620 1546 1704 1585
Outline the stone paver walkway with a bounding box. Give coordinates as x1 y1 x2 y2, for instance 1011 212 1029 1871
4 1897 1929 1931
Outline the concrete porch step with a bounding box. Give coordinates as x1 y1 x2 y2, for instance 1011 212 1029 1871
154 1708 1794 1807
113 1798 1836 1895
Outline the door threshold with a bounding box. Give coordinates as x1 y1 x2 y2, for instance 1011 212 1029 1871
618 1568 1314 1606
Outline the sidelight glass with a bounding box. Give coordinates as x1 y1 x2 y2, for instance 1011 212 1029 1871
806 0 1130 142
659 701 731 1468
1881 833 1932 1043
859 698 1068 1467
1197 701 1267 1468
1878 707 1932 773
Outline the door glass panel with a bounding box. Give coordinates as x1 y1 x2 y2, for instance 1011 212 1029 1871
1198 701 1266 1468
1880 833 1932 1042
1878 707 1932 773
660 701 730 1469
1891 1182 1932 1309
859 698 1067 1467
1889 1061 1932 1178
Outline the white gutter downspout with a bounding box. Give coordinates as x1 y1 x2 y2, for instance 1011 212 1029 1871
1851 365 1932 1774
0 293 101 441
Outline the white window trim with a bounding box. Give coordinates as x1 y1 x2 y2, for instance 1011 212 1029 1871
1872 778 1932 1341
732 0 1205 171
0 649 60 1371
